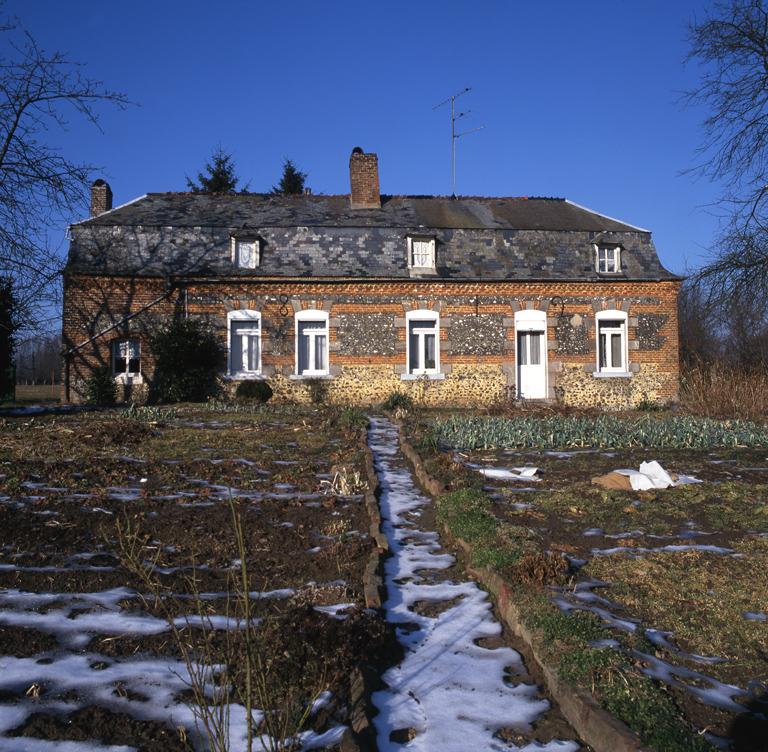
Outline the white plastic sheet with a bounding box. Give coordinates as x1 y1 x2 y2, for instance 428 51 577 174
614 461 701 491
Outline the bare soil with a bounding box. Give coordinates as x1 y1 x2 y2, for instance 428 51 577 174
0 405 399 750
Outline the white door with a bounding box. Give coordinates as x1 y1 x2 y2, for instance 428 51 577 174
516 329 546 399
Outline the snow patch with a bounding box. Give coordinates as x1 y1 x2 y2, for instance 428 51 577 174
368 417 578 752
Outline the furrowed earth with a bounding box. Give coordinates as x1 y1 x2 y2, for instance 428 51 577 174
0 405 399 751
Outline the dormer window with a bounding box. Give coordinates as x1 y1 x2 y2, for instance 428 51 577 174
231 236 260 269
596 244 621 274
407 236 436 270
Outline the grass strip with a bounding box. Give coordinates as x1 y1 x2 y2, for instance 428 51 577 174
436 487 715 752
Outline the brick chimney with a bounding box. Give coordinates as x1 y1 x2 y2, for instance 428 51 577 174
349 147 380 209
90 179 113 217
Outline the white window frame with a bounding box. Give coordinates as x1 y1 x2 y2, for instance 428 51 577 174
595 244 621 274
595 310 629 374
295 310 330 377
231 236 260 269
227 309 262 378
407 235 436 270
406 309 440 376
111 338 141 383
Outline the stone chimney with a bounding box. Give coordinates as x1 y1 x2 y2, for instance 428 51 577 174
349 147 380 209
90 179 113 217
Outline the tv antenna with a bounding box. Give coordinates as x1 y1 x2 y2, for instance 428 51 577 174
433 86 484 196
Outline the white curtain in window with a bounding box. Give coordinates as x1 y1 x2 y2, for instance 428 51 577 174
237 240 257 268
598 319 625 371
599 247 618 273
411 240 433 267
231 320 260 373
297 319 328 374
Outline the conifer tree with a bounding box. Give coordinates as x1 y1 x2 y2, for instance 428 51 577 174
272 159 308 195
186 147 242 193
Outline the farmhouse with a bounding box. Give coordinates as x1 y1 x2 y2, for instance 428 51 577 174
62 149 680 407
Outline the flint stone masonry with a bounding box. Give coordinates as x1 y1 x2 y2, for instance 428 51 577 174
556 363 672 409
338 313 397 356
450 314 506 356
637 313 668 351
555 319 591 355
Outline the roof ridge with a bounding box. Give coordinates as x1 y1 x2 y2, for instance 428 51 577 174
138 192 567 201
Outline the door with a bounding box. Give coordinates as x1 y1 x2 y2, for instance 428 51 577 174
517 330 546 398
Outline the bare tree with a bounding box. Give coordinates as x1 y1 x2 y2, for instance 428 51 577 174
686 1 768 308
0 13 128 328
678 278 721 366
687 1 768 192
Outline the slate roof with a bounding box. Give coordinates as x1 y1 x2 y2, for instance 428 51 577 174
75 193 649 231
66 193 678 281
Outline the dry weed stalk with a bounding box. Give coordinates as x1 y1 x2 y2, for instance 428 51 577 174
680 363 768 420
320 467 366 496
116 499 324 752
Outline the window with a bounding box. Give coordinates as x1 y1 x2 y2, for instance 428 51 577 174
407 236 436 270
596 311 628 373
517 331 542 366
228 310 261 376
112 339 140 378
231 237 260 269
596 244 621 274
406 310 439 375
295 311 329 376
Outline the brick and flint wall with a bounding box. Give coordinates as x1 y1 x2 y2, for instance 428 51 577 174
62 276 680 408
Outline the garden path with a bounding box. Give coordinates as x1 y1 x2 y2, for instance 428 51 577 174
367 416 582 752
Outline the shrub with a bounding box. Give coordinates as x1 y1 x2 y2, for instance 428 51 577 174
680 363 768 420
148 318 224 404
84 364 117 405
382 391 414 411
338 406 368 430
235 379 273 403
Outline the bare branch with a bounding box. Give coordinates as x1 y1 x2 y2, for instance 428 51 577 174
0 12 130 329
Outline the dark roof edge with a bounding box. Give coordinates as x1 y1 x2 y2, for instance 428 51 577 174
62 271 683 283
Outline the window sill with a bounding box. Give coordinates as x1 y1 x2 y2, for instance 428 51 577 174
400 372 446 381
114 374 143 385
225 373 265 381
593 371 632 379
289 374 333 380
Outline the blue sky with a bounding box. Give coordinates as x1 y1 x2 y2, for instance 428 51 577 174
6 0 725 276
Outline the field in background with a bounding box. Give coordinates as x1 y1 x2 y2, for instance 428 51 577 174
12 384 61 402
